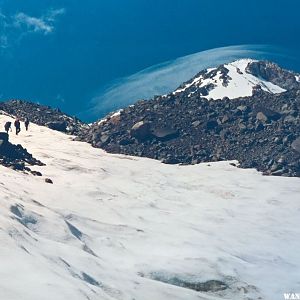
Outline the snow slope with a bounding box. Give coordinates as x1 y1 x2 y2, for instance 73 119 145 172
0 114 300 300
174 59 286 99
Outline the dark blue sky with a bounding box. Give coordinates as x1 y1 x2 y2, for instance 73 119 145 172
0 0 300 120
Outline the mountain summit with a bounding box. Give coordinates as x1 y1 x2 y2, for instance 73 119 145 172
173 59 299 99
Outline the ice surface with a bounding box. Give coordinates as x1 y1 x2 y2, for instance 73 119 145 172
0 115 300 300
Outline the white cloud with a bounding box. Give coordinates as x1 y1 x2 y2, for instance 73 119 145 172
0 7 65 49
13 8 65 35
46 8 66 22
14 12 53 34
85 44 283 119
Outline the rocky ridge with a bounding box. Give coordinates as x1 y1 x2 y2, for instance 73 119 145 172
246 60 300 90
0 99 87 135
77 60 300 177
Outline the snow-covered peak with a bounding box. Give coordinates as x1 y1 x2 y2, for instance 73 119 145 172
173 58 286 99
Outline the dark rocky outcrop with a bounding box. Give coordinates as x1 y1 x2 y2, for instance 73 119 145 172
77 87 300 177
246 61 300 91
0 131 45 173
46 121 67 132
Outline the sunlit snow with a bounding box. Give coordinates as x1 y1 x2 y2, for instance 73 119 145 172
0 115 299 300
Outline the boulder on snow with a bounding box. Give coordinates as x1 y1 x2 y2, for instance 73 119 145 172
31 170 43 176
46 121 67 132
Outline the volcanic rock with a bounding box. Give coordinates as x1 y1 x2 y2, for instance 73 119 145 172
130 121 151 140
46 121 67 132
45 178 53 184
78 86 300 177
152 127 178 140
0 137 44 172
0 132 9 147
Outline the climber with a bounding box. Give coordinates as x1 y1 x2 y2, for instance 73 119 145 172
4 121 12 133
14 118 21 135
24 117 30 131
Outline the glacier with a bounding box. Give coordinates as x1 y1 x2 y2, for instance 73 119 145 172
0 114 300 300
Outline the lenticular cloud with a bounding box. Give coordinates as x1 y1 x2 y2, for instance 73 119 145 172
87 44 290 119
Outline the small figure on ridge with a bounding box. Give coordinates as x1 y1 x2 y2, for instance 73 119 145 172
24 117 30 131
4 121 12 133
14 118 21 135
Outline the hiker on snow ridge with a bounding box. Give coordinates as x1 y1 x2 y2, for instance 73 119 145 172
4 121 12 133
14 118 21 135
24 117 29 131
